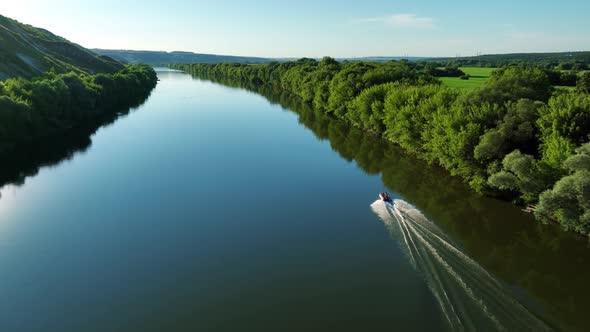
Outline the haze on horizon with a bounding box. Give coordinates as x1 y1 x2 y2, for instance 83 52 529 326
1 0 589 58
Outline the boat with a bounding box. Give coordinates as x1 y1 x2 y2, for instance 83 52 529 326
379 192 392 203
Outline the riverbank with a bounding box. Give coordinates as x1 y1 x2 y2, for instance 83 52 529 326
0 65 157 155
178 72 590 331
172 60 590 236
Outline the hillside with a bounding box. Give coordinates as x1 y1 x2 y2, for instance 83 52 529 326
93 49 274 65
0 14 123 80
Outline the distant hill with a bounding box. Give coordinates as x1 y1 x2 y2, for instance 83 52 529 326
93 50 432 66
338 56 428 62
427 51 590 67
0 14 123 80
93 49 274 66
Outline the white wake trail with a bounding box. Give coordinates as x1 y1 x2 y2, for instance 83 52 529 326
371 199 552 332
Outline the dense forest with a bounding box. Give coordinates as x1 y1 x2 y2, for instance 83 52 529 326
428 51 590 69
173 59 590 235
0 64 157 153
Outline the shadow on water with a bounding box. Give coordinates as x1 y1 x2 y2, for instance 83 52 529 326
192 74 590 332
0 89 153 193
372 199 551 331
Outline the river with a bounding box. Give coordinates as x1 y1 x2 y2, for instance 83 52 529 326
0 68 588 331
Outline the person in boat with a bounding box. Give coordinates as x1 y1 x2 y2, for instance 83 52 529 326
380 192 391 201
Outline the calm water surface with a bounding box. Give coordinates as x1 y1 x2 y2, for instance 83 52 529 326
1 69 589 331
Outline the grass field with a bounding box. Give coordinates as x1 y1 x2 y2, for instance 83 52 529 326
439 67 495 90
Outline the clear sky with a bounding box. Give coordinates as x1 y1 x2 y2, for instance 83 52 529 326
1 0 589 58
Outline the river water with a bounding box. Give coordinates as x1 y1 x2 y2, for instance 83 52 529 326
0 68 589 331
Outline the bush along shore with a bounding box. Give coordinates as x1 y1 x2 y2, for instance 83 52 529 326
173 59 590 235
0 64 157 153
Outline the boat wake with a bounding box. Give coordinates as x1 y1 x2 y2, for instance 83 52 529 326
371 199 552 331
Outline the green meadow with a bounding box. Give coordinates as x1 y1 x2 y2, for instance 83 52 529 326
441 67 585 90
439 67 495 90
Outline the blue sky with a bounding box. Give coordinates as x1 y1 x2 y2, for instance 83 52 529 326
1 0 589 57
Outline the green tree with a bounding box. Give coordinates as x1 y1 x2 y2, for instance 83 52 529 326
536 143 590 234
474 99 542 162
488 150 547 201
328 62 376 117
577 71 590 94
472 66 552 105
537 92 590 167
348 82 394 132
384 84 459 153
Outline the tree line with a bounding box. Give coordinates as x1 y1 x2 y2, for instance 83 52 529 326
426 51 590 70
0 64 157 153
173 58 590 235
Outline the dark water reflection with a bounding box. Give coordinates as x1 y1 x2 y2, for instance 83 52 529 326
0 91 151 190
193 75 590 331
